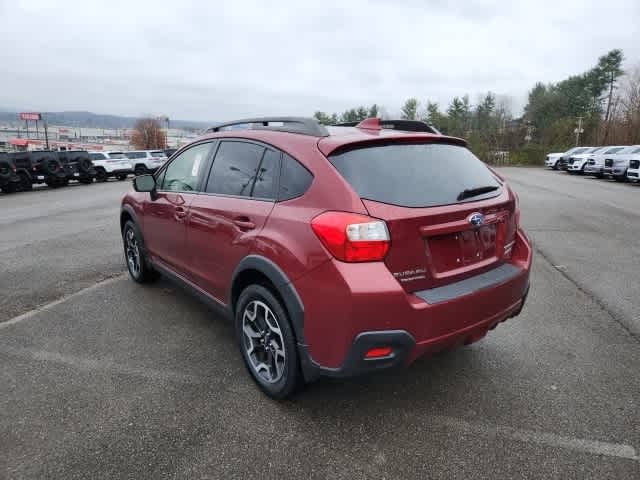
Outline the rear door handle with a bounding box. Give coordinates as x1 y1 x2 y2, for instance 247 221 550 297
233 217 256 230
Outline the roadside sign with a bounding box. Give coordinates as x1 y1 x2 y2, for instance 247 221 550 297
19 112 42 121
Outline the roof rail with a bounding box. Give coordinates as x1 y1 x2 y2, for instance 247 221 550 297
206 116 329 137
333 118 441 134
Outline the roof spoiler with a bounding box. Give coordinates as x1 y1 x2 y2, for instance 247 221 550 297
333 118 441 134
206 117 329 137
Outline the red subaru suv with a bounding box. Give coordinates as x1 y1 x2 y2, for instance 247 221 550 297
120 117 531 399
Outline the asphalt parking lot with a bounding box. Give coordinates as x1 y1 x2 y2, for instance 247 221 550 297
1 170 639 479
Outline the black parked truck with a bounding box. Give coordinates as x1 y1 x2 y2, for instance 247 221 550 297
0 152 23 193
13 151 67 188
56 150 96 185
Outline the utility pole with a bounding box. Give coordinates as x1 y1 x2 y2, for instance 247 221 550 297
574 116 584 146
44 121 50 150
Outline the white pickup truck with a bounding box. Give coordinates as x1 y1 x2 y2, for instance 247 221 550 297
584 146 627 178
88 151 133 182
627 157 640 182
604 145 640 181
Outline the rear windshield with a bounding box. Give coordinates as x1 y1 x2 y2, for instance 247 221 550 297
329 143 501 208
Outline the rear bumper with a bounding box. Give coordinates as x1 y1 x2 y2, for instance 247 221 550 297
296 229 532 379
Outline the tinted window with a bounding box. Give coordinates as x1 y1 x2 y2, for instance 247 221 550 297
279 154 313 201
206 141 266 197
251 149 278 199
126 152 144 159
150 151 166 157
329 143 501 208
107 152 125 159
160 142 211 192
89 153 106 160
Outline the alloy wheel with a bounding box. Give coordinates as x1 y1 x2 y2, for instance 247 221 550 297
242 300 286 383
125 228 141 277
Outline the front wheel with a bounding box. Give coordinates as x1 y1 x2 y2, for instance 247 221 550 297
122 221 159 283
95 168 107 182
235 285 302 400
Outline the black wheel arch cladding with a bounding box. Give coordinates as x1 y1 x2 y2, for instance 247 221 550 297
231 255 305 344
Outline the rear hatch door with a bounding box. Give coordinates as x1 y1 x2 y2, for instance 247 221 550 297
327 141 516 293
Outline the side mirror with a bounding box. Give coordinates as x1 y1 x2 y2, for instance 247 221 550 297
133 174 157 197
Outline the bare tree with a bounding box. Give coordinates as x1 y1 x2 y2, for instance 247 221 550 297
131 118 167 150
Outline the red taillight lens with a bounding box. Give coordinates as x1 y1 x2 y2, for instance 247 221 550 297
311 211 390 262
365 347 393 358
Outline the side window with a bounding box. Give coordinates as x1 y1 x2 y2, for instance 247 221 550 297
252 149 279 199
278 154 313 201
160 143 211 192
206 141 266 197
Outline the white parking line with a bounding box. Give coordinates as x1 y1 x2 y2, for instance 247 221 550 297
1 345 205 385
0 273 127 330
430 415 639 462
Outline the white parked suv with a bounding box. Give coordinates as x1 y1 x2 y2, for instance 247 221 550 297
124 150 168 176
605 145 640 181
88 151 133 182
566 146 606 174
584 146 627 178
545 147 589 170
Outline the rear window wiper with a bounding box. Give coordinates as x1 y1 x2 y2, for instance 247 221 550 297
456 185 499 201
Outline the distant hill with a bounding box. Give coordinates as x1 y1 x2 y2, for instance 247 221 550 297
0 110 216 131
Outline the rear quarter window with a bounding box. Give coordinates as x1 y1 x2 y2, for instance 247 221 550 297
329 142 501 208
278 154 313 201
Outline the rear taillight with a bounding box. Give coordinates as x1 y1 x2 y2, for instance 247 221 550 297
311 211 390 262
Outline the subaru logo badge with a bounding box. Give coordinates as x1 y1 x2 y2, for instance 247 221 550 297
468 212 485 227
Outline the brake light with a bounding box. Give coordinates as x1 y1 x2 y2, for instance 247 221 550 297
311 211 390 262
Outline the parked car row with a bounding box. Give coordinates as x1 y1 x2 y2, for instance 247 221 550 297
0 149 173 194
545 145 640 182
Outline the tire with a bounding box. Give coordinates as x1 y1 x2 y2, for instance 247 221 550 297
79 177 93 184
95 168 107 182
134 165 147 176
122 221 159 283
235 284 301 400
116 174 128 181
0 160 12 181
77 158 93 174
1 183 16 194
43 159 62 175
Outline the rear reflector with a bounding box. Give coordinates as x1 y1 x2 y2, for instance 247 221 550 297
311 211 390 262
365 347 393 358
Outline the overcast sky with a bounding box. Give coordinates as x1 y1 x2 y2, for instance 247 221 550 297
1 0 638 122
